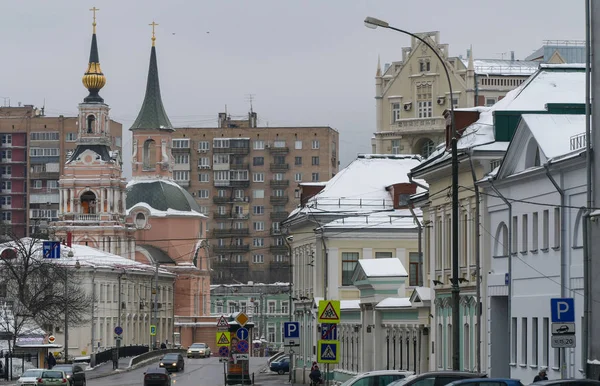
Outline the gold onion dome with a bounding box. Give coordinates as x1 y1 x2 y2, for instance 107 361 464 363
82 15 106 103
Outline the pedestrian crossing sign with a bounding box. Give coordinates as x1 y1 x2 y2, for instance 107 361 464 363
318 300 340 323
216 331 231 347
317 340 339 364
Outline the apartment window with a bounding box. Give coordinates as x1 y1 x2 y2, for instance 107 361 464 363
215 302 223 314
542 210 549 250
511 317 517 363
253 157 264 166
532 212 539 251
342 252 359 286
268 301 276 314
312 173 319 181
228 302 236 314
198 189 209 199
392 103 401 123
47 180 58 189
312 140 320 149
449 97 459 109
375 252 393 258
542 317 549 366
230 170 249 181
512 216 518 254
273 173 284 181
33 180 42 189
295 156 302 165
198 141 209 151
253 206 265 215
294 173 302 182
272 222 280 233
198 157 210 168
253 254 264 263
273 140 286 148
213 139 229 148
213 153 229 165
198 173 209 182
1 197 11 205
30 132 59 141
1 150 11 160
217 206 227 215
199 206 209 215
174 171 189 181
281 301 289 314
0 166 11 176
294 190 300 198
174 154 189 164
417 84 432 118
294 140 302 149
172 139 190 148
553 207 560 249
275 237 284 246
214 171 229 184
521 318 528 365
312 156 320 166
419 60 430 72
521 214 528 253
253 221 265 231
391 139 401 154
273 155 286 165
217 189 227 197
66 132 77 142
532 317 538 366
253 238 264 247
409 252 423 286
253 189 264 199
273 189 285 197
1 212 11 221
485 98 496 107
29 148 60 157
253 172 264 182
253 140 264 150
275 255 286 262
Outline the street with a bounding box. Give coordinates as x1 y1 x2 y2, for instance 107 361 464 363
88 356 289 386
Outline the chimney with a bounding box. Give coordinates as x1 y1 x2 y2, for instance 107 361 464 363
299 183 326 206
249 112 257 128
218 113 227 128
511 51 515 61
385 183 417 209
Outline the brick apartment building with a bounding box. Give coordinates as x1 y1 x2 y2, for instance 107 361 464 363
0 105 122 237
172 112 339 284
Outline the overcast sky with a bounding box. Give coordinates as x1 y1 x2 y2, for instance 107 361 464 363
1 0 584 177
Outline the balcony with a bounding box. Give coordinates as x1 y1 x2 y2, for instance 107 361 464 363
213 213 249 220
384 117 446 135
174 180 190 187
270 163 289 172
269 245 289 254
213 197 231 204
270 196 289 205
230 163 249 170
212 228 249 237
73 214 101 222
29 172 60 179
213 245 250 254
270 211 290 221
213 147 250 155
230 180 250 188
270 229 282 236
268 146 289 154
212 260 249 270
270 180 289 188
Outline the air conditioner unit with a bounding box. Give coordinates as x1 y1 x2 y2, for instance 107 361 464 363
437 97 446 105
265 144 271 148
243 197 249 202
192 192 196 197
403 102 412 111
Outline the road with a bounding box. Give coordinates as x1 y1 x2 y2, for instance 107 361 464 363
88 356 291 386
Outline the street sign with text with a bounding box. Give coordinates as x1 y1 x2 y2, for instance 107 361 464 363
551 335 576 348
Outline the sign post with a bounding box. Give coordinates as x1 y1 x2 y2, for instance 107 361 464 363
550 298 575 379
283 322 300 347
317 300 341 384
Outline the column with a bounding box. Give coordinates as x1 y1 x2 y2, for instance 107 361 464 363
70 189 75 213
113 188 117 213
59 189 64 214
121 190 126 213
100 188 105 213
107 188 112 213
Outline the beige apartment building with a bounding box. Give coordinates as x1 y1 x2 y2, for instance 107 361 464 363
0 105 122 237
172 112 339 284
372 31 539 157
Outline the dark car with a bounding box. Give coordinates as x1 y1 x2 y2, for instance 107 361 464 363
269 356 290 375
159 353 184 372
389 371 488 386
531 380 600 386
143 367 171 386
447 378 523 386
52 364 86 386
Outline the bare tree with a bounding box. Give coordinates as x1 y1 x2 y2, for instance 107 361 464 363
0 227 93 354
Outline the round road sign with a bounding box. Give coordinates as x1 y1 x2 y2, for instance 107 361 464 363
236 327 249 341
218 346 229 357
114 326 123 336
253 342 260 349
48 335 55 343
236 340 249 353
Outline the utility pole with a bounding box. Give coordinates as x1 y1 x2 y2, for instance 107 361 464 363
115 273 122 369
153 262 159 350
64 272 69 362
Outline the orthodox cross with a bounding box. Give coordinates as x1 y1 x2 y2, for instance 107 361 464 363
90 7 99 33
149 21 159 46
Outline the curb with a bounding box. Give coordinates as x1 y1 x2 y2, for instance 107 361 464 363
87 357 160 380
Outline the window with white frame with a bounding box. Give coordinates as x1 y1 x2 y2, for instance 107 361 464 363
47 180 58 189
216 302 223 314
198 141 209 151
174 171 189 181
214 171 229 185
253 206 265 215
0 166 11 176
174 154 189 164
272 222 280 233
275 254 286 262
417 84 433 118
391 139 401 154
268 301 276 314
281 301 289 314
532 212 539 251
253 140 264 150
295 140 302 149
1 212 11 221
273 189 284 197
312 140 320 149
29 148 60 157
253 221 265 231
33 180 42 189
542 209 549 250
254 302 260 314
172 139 190 148
233 255 243 263
273 173 284 181
228 302 237 313
312 173 319 181
198 173 209 182
267 324 276 343
342 252 359 286
198 189 209 199
0 196 11 206
240 301 247 313
1 150 11 160
30 132 59 141
199 206 209 215
521 214 528 253
253 238 264 247
294 173 302 182
230 170 249 181
214 139 230 148
485 97 496 107
253 189 264 199
198 157 210 167
553 207 561 249
274 140 286 148
253 254 264 263
253 172 264 182
392 103 401 123
213 154 229 165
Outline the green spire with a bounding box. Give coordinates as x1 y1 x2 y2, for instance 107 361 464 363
130 45 174 132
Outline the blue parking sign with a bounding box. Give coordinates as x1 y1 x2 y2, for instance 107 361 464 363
551 298 575 323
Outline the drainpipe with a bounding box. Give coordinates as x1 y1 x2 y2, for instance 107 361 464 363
584 0 592 376
408 173 429 192
544 163 568 379
467 153 482 373
407 204 423 286
488 180 512 371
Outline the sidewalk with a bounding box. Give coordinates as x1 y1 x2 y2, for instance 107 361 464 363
85 357 139 379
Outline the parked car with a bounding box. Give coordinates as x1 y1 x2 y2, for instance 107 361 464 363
143 367 171 386
36 370 68 386
17 369 44 386
340 370 414 386
531 380 600 386
187 343 211 358
52 364 86 386
159 353 185 372
447 378 523 386
388 371 488 386
267 351 287 366
269 356 290 375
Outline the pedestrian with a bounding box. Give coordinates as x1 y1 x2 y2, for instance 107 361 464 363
533 367 548 382
309 365 322 385
47 352 56 369
160 342 167 349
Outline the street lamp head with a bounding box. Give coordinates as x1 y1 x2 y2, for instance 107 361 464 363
75 260 81 269
67 250 74 258
364 16 389 29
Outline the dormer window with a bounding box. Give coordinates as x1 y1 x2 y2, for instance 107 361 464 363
420 60 431 72
525 138 542 169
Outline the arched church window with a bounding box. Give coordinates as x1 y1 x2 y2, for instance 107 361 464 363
135 212 147 229
80 191 97 214
143 139 157 170
87 115 96 134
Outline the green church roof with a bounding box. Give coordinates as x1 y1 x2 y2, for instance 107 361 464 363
126 180 201 214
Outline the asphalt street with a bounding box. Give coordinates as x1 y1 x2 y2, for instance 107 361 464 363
87 356 291 386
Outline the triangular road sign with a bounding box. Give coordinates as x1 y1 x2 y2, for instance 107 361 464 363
217 332 230 345
321 344 336 359
319 302 339 321
216 315 229 329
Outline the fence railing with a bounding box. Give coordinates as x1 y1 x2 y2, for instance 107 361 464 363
94 345 150 366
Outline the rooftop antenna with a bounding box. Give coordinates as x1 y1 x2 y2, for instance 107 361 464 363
246 93 255 114
42 98 46 116
0 97 10 107
495 52 508 60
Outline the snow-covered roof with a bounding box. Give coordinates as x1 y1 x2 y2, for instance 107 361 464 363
127 202 206 218
521 114 586 160
412 286 432 302
358 257 408 277
375 297 412 309
321 209 420 230
460 58 539 76
340 300 361 310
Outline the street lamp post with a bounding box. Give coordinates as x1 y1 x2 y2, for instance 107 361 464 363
64 251 81 363
364 16 460 371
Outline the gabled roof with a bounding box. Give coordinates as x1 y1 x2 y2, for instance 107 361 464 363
409 286 432 303
355 258 408 280
67 144 113 163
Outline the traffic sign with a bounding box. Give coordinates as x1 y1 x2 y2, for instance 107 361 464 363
150 325 156 336
216 315 229 330
321 323 338 340
284 321 300 347
552 335 576 348
234 354 249 360
552 323 576 335
318 300 340 323
236 339 249 353
236 327 249 341
254 342 260 349
216 332 230 347
551 298 575 323
219 357 229 363
48 335 55 343
235 312 249 327
43 241 61 259
114 326 123 336
317 340 339 364
218 346 230 357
